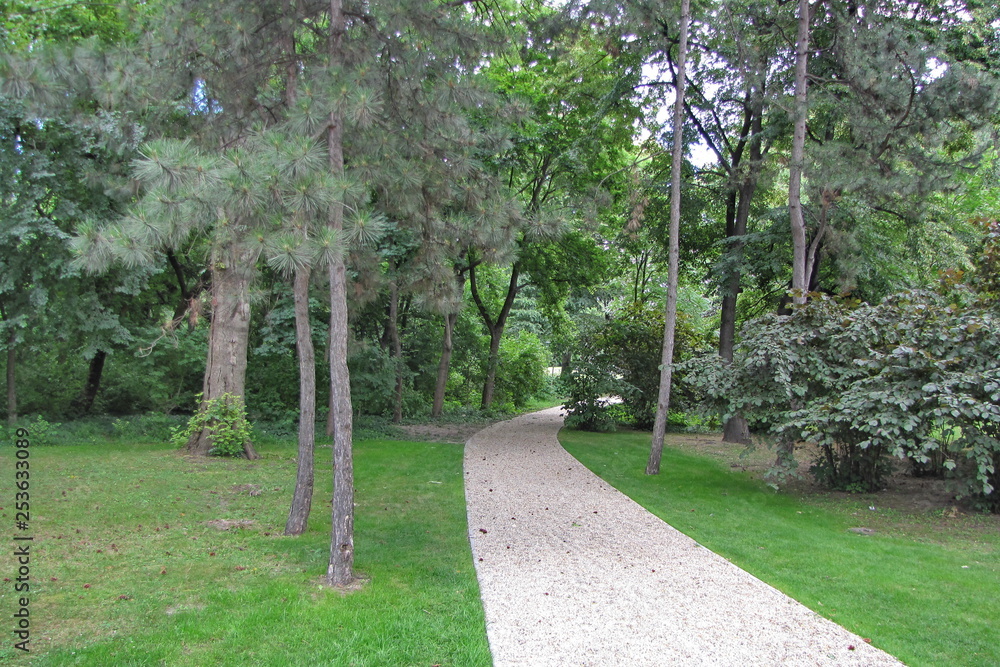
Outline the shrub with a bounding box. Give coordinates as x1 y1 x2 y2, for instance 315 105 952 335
562 360 625 432
170 393 254 457
684 288 1000 506
494 331 548 408
348 342 398 417
0 415 62 446
563 303 702 430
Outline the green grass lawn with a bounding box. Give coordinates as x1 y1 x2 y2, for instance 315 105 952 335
560 428 1000 667
1 434 490 666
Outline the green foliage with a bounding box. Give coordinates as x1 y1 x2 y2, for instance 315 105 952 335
170 393 253 457
973 217 1000 296
0 415 60 446
111 413 185 442
348 341 400 418
493 330 548 410
562 360 622 432
684 288 1000 508
564 303 703 430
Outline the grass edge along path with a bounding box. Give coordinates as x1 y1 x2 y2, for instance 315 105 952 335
559 428 1000 667
0 436 490 666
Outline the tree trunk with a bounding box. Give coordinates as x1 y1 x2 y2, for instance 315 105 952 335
73 349 107 416
647 0 689 475
387 274 404 423
431 311 457 418
326 339 335 438
560 349 572 378
326 0 356 588
481 325 503 410
167 249 194 325
5 328 15 426
186 245 259 459
719 95 764 446
789 0 811 306
775 0 812 471
285 265 316 536
470 263 519 411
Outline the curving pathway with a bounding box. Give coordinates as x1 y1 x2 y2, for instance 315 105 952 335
464 407 904 666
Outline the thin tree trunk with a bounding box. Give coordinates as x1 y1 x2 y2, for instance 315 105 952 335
285 265 316 536
326 339 335 437
167 249 194 324
282 1 316 536
774 0 812 471
74 350 107 415
5 327 15 426
186 245 259 459
326 0 355 588
719 94 764 445
470 263 519 411
647 0 689 475
718 193 740 361
431 311 456 418
482 327 503 410
789 0 811 306
387 272 404 423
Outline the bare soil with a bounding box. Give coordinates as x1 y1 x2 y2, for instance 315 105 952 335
398 420 501 444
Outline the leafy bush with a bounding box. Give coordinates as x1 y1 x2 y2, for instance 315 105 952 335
0 415 61 446
170 393 254 457
348 342 398 417
563 303 703 430
562 360 625 432
684 288 1000 508
493 331 549 409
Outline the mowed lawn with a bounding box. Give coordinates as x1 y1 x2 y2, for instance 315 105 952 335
560 428 1000 667
1 435 490 666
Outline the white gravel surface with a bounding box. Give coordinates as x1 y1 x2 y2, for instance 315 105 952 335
464 407 904 666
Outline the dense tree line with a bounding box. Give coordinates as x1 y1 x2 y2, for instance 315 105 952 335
2 0 1000 566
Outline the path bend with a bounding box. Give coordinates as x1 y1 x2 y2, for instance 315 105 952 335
464 407 903 666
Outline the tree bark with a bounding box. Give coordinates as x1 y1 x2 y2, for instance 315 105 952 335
789 0 811 306
387 272 404 423
282 0 316 536
470 263 520 411
285 265 316 536
326 0 356 588
647 0 689 475
5 328 15 426
185 244 259 459
719 91 764 446
431 311 457 418
326 339 335 438
73 349 107 416
167 249 194 325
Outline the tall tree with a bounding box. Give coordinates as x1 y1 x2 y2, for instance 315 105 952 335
470 21 639 409
788 0 812 306
325 0 355 586
646 0 690 476
1 4 157 423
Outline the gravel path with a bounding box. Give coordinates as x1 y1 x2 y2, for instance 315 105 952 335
464 407 904 666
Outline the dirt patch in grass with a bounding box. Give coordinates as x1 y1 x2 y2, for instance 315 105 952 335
398 421 497 444
206 519 255 530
